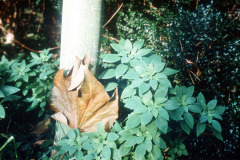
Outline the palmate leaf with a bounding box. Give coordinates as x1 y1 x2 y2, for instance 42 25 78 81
50 54 118 132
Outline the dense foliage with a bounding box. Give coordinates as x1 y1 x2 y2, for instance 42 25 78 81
52 39 225 160
0 0 239 159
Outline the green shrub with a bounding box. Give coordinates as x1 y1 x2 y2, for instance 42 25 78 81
53 39 225 160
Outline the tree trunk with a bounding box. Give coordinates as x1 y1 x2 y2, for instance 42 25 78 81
54 0 103 142
60 0 103 75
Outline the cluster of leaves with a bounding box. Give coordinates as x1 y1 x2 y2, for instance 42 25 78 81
0 50 58 159
54 39 225 160
103 0 240 158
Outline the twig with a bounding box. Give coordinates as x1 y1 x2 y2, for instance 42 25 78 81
188 71 195 85
37 0 45 32
187 68 201 81
102 3 123 28
102 34 119 42
179 39 183 52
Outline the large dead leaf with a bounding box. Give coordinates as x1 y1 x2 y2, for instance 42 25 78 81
50 54 118 132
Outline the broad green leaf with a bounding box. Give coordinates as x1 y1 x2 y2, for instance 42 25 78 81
156 116 168 134
175 86 182 97
121 56 130 63
163 100 179 110
115 64 128 79
155 73 167 79
144 138 153 152
211 128 223 141
207 99 217 110
207 114 213 123
68 129 76 140
121 86 136 99
200 114 207 123
125 39 132 51
131 78 143 88
149 79 158 90
153 136 167 149
183 86 194 97
82 142 93 150
133 39 144 50
162 68 178 76
180 120 191 135
101 54 121 63
0 85 20 97
184 112 194 129
141 112 153 125
122 69 139 80
0 104 5 118
213 113 223 120
119 144 131 156
102 146 111 159
197 92 206 109
158 108 169 120
98 69 116 79
135 144 146 160
169 108 184 121
134 105 147 113
188 104 202 113
155 86 168 98
196 123 206 137
125 97 143 110
142 90 152 105
136 49 152 56
152 145 163 160
105 82 118 92
214 106 226 114
154 63 165 73
0 90 4 98
107 133 119 142
75 151 83 160
212 120 221 132
185 97 196 105
110 43 124 52
139 82 150 95
69 145 77 155
159 79 172 88
124 136 139 147
126 114 141 129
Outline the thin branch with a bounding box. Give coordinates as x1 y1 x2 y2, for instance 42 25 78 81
102 34 119 42
37 0 45 32
179 39 184 52
187 68 201 81
188 71 195 85
102 3 123 28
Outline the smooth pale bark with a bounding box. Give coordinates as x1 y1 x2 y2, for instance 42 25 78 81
60 0 103 75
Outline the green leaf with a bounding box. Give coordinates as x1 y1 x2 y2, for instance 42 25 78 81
102 146 111 159
144 138 152 152
207 114 213 123
119 144 131 156
149 79 158 90
141 112 153 125
154 63 165 73
126 114 141 129
124 136 139 147
159 79 172 88
200 114 207 123
111 43 125 52
69 145 77 155
213 113 223 120
163 100 179 110
101 54 121 63
0 90 4 98
122 69 139 80
156 116 168 134
197 92 206 109
207 99 217 110
99 69 116 79
185 97 196 105
162 68 178 76
115 64 128 79
125 97 143 110
214 106 226 114
184 112 194 129
153 136 167 149
82 142 93 151
105 82 118 92
152 145 163 159
75 151 83 160
0 104 5 118
183 86 194 97
125 39 132 51
136 49 152 56
138 82 150 95
158 108 169 120
0 85 20 97
142 90 152 105
169 108 184 121
188 104 202 113
107 133 119 142
180 121 191 135
133 39 144 50
121 86 136 99
211 128 223 141
97 122 105 133
68 129 76 140
212 120 221 132
196 123 206 137
131 78 143 88
135 144 146 160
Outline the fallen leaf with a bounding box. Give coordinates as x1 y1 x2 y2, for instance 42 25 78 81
32 118 51 136
50 54 118 132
